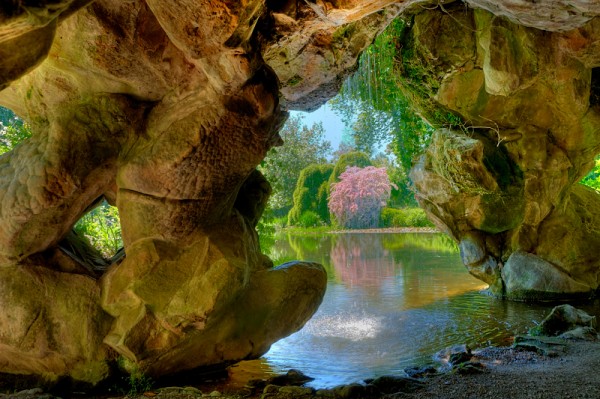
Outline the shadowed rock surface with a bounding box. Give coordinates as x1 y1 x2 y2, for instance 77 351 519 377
1 0 600 387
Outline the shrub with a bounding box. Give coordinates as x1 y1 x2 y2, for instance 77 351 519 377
380 207 433 228
288 163 333 226
74 200 123 258
297 211 323 227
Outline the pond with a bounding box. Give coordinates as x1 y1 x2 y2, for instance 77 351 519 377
226 232 599 388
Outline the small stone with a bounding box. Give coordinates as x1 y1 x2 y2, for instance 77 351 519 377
404 365 438 378
208 390 221 397
278 386 314 396
263 385 280 394
368 375 424 394
332 383 365 399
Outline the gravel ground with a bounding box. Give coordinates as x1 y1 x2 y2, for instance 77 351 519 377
2 341 599 398
395 341 600 399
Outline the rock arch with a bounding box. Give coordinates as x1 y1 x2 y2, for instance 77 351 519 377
1 0 600 385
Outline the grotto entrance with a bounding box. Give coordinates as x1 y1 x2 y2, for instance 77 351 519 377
1 0 600 388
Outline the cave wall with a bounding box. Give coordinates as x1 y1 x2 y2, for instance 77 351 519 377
404 4 600 300
1 0 600 385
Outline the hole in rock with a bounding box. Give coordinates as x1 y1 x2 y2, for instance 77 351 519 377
60 198 124 276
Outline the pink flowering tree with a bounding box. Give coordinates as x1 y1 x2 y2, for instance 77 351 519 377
328 166 396 229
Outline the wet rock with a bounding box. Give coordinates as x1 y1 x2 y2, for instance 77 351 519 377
435 344 473 367
266 369 314 386
366 375 424 394
513 335 567 357
559 326 599 341
331 383 365 399
315 389 335 398
531 305 597 336
452 361 487 375
403 365 439 379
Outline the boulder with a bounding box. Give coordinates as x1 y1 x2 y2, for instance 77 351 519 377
532 304 597 336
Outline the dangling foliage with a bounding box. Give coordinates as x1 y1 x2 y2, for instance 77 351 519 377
330 17 432 172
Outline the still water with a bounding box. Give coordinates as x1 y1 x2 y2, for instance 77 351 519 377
229 232 597 388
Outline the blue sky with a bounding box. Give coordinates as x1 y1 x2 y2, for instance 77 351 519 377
290 102 345 150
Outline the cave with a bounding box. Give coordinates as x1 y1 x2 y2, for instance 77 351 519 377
1 0 600 386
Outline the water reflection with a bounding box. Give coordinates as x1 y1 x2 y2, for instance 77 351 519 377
244 233 589 388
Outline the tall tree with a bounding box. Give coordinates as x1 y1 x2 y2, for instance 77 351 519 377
259 114 332 213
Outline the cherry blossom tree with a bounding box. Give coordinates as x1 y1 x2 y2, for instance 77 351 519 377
328 166 395 229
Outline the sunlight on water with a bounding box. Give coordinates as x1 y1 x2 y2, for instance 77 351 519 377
307 313 384 341
223 233 600 389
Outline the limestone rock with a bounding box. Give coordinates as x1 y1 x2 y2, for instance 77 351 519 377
0 263 112 385
533 304 597 336
407 4 600 300
501 251 592 300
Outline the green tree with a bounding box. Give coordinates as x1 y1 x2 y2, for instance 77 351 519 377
259 114 332 214
288 163 334 226
372 153 417 207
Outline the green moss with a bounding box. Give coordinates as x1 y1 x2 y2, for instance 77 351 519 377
287 75 303 87
332 23 358 42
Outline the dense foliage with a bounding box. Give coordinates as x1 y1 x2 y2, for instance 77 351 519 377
380 207 433 228
288 163 333 226
581 156 600 191
329 166 395 229
0 109 31 153
74 200 123 258
259 114 331 214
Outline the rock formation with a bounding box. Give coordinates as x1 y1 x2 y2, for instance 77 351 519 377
404 3 600 301
1 0 600 387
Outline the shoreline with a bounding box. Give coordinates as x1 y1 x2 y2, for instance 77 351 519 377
327 227 439 234
279 227 440 235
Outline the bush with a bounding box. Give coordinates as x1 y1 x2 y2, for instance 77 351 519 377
297 211 323 227
380 207 433 228
288 163 333 226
